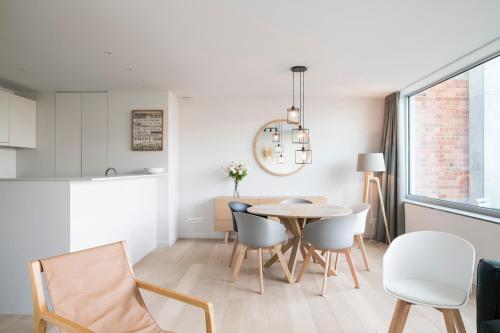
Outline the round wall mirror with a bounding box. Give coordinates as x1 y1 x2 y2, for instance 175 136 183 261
253 119 309 176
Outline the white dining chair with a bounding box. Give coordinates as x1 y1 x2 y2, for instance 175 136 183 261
383 231 475 333
280 198 313 204
232 212 293 294
334 203 371 271
296 215 359 296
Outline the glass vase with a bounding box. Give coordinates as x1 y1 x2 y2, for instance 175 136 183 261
233 180 240 198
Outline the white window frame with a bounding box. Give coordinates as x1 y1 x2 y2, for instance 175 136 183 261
403 48 500 221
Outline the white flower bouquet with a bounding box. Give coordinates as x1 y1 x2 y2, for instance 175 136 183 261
223 162 249 197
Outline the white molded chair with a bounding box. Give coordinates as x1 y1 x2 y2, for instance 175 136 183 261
350 203 371 270
280 198 313 204
383 231 475 333
296 215 360 296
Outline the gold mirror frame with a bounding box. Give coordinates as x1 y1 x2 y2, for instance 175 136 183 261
253 119 308 177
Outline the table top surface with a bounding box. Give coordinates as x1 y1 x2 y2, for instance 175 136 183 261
247 204 352 218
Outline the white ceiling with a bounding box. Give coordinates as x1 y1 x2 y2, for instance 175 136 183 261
1 0 499 98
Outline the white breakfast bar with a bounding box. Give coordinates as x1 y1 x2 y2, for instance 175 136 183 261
0 174 165 314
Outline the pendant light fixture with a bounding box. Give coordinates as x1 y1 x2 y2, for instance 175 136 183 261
291 66 310 144
272 128 280 143
295 145 312 164
287 70 300 124
288 65 312 164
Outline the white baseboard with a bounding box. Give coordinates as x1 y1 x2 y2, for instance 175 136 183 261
177 233 227 239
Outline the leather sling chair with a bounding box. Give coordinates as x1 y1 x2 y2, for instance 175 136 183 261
28 241 215 333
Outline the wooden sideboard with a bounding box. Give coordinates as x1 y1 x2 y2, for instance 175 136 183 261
214 196 328 242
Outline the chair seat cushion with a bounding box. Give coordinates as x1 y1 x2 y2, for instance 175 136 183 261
483 320 500 333
385 278 468 308
41 242 162 333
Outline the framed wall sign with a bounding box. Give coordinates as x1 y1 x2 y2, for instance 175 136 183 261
131 110 164 151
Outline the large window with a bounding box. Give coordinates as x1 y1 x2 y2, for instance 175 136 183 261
408 54 500 216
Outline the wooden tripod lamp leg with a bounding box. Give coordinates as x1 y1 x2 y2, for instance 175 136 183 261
373 176 391 244
363 172 391 244
362 172 373 203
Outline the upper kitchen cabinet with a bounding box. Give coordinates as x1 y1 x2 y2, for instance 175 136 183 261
9 94 36 148
55 92 108 177
0 91 37 148
0 91 8 144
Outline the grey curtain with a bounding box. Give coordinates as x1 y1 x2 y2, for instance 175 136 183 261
377 92 405 242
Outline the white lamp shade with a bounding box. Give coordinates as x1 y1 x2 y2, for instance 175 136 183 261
357 153 385 172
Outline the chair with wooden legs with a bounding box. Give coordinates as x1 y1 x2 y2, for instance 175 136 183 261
231 212 293 294
227 202 252 268
29 241 216 333
227 202 267 267
296 215 360 296
333 203 371 271
383 231 475 333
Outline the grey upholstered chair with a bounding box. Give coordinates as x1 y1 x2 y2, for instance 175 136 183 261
232 212 293 294
280 198 313 204
296 215 360 296
227 202 252 267
334 203 371 271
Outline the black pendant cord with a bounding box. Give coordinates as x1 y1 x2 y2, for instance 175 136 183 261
302 72 306 128
299 71 303 128
292 71 295 107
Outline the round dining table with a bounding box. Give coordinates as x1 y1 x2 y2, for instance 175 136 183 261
247 203 352 278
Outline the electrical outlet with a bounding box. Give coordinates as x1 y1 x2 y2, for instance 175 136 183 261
187 217 205 224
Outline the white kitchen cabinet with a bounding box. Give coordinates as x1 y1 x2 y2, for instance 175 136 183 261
0 91 36 148
55 92 108 177
55 93 82 177
0 91 8 144
8 94 36 148
81 93 108 177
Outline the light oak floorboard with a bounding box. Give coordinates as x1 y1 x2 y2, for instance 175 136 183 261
0 239 476 333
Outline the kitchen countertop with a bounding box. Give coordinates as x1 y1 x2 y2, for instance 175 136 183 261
0 173 167 182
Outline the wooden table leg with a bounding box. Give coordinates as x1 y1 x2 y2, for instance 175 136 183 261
288 237 301 277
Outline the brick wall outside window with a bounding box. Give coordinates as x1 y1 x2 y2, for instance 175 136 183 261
413 78 470 200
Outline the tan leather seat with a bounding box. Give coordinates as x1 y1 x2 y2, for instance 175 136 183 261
29 241 215 333
41 242 161 333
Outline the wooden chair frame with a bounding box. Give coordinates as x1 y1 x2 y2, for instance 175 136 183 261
28 253 216 333
232 244 292 295
388 299 466 333
296 245 360 296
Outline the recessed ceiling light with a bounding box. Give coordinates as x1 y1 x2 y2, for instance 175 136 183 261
182 96 192 99
104 51 112 55
125 67 134 71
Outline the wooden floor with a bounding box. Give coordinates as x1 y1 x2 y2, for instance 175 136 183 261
0 238 476 333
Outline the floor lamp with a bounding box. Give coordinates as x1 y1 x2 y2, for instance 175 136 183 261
357 153 391 244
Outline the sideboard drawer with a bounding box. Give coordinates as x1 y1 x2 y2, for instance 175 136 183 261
215 208 233 221
214 219 233 232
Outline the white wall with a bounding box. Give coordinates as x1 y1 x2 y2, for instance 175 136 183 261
0 147 16 177
178 97 385 238
405 202 500 273
16 91 175 245
166 92 179 245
